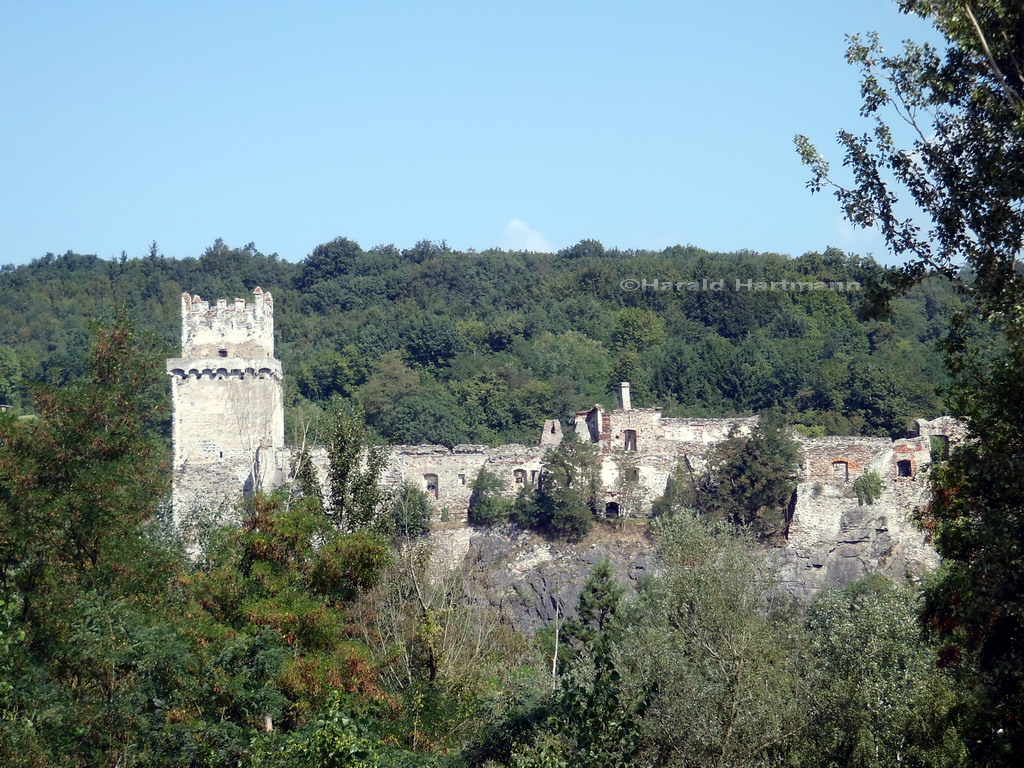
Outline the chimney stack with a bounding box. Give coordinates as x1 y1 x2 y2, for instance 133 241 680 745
617 382 632 411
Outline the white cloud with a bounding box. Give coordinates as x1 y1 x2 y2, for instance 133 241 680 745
503 219 553 253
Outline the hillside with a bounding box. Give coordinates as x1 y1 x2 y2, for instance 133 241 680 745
0 238 961 446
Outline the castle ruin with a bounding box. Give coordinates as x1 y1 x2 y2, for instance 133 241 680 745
168 290 961 594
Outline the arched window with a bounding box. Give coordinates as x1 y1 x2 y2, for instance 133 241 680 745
514 469 527 485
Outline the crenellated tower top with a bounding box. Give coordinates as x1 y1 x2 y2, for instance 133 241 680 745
180 286 274 358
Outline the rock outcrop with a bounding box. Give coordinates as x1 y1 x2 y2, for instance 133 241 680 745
780 479 939 597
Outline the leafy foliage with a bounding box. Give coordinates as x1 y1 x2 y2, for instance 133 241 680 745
853 470 884 506
694 414 800 539
798 1 1024 758
511 434 602 541
467 468 513 527
322 400 391 532
798 575 968 768
614 513 807 767
0 238 963 447
0 317 973 766
388 482 433 541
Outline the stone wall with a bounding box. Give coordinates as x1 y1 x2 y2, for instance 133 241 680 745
308 442 547 522
179 288 274 358
576 404 759 514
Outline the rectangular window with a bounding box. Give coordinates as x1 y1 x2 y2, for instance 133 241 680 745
424 473 439 499
624 430 638 451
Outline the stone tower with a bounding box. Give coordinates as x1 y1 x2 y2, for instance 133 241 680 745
166 287 286 523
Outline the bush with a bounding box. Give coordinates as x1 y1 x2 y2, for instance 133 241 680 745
309 532 393 602
467 469 512 527
389 482 432 540
510 484 593 542
853 471 883 506
694 414 800 539
509 434 601 541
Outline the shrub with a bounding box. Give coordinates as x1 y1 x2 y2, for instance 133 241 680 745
467 469 512 527
853 471 883 506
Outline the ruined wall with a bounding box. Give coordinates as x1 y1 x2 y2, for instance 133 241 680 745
914 415 969 451
180 287 274 358
308 442 546 523
168 289 286 523
800 435 931 484
578 405 758 515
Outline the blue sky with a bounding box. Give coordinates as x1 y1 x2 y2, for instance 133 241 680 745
0 1 937 266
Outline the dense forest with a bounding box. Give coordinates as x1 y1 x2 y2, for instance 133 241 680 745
0 237 960 446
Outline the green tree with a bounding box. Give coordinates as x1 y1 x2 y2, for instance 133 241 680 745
192 493 391 703
558 239 605 260
509 558 642 768
560 556 625 661
300 236 363 289
389 482 432 540
797 575 968 768
250 691 382 767
0 317 195 765
467 468 512 527
694 414 800 539
616 512 807 767
511 433 601 541
610 308 666 352
322 401 391 532
404 314 466 369
797 2 1024 757
651 459 696 518
0 347 20 407
0 314 166 611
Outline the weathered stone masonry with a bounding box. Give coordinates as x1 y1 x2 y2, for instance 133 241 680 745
167 288 288 523
168 291 962 594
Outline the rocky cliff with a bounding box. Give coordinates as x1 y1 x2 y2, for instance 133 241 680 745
428 478 938 632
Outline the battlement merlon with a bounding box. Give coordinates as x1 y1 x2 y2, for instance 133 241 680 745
180 287 274 358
